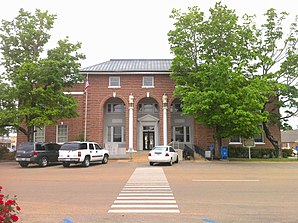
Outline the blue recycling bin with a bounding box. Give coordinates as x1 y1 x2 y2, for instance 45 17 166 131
221 146 228 159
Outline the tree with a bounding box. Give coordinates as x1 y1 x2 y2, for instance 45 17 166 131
168 3 298 158
168 3 268 157
253 9 298 157
0 9 85 142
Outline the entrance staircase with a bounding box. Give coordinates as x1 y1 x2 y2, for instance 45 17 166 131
169 142 207 161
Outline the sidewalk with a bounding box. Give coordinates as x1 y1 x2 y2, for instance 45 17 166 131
124 150 149 162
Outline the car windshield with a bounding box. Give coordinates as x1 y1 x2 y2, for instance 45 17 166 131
60 143 86 150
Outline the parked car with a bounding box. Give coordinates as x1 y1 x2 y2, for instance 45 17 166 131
148 146 179 166
58 141 109 167
15 142 61 167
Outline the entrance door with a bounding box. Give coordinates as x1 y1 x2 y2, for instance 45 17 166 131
143 131 155 150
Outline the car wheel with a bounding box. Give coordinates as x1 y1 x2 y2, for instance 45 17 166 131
175 156 179 163
39 156 48 167
102 154 108 164
62 162 70 167
169 159 173 166
19 162 29 168
149 162 154 166
82 156 90 167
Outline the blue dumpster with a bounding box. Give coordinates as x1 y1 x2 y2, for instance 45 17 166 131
221 146 228 159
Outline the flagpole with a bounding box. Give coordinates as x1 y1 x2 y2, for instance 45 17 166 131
84 73 89 141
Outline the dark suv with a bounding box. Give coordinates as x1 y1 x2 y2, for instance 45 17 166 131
16 142 61 167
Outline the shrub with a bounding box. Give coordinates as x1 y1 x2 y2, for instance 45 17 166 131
0 186 21 222
0 147 15 161
228 147 276 158
0 147 9 160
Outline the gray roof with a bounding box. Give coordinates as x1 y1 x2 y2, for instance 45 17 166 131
281 129 298 142
80 59 172 73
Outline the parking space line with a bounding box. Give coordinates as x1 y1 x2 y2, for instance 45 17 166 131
192 179 260 182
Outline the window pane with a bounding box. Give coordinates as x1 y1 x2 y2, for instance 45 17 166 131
35 127 45 142
113 126 122 142
113 104 123 112
143 76 153 86
254 134 264 143
57 125 68 143
186 126 190 142
175 126 184 142
230 136 241 143
108 104 112 112
109 77 120 87
154 104 158 113
138 104 143 112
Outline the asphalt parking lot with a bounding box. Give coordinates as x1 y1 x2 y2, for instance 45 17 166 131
1 159 298 223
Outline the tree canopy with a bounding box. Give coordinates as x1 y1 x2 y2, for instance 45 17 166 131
168 2 298 157
0 8 85 141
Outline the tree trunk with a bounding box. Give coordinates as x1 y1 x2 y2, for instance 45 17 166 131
27 126 35 142
214 130 222 159
263 122 282 158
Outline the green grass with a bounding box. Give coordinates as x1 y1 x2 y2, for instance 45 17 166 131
228 157 298 162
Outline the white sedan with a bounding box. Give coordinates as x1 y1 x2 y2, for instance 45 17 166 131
148 146 179 166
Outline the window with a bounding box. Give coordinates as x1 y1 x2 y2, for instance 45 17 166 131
230 136 241 144
57 125 68 143
173 126 190 142
109 76 120 88
107 126 125 143
254 133 264 143
138 103 158 113
171 104 182 113
89 143 94 150
107 103 124 113
34 126 45 142
142 76 154 88
95 144 102 150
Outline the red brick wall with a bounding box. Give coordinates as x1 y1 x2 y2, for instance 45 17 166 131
17 72 281 151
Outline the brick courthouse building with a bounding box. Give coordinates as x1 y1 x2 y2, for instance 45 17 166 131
17 59 280 156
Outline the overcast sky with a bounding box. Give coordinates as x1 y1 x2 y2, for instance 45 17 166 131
1 0 297 128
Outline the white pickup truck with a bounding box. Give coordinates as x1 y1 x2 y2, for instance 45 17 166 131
58 141 109 167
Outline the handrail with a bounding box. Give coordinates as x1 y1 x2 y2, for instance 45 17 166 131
169 141 206 159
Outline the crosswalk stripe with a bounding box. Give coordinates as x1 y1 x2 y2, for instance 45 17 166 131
108 167 180 214
111 205 178 208
108 210 180 213
117 196 175 199
119 193 173 196
114 200 177 203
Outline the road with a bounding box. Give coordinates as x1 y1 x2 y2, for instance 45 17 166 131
1 160 298 223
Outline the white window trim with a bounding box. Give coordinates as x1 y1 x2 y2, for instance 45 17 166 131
109 76 121 88
34 126 45 143
56 124 68 144
229 137 242 145
142 76 154 88
107 103 124 113
172 126 190 143
228 135 265 145
107 126 125 143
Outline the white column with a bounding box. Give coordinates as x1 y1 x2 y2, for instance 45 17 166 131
162 93 168 146
163 106 167 146
129 106 133 150
128 94 134 151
